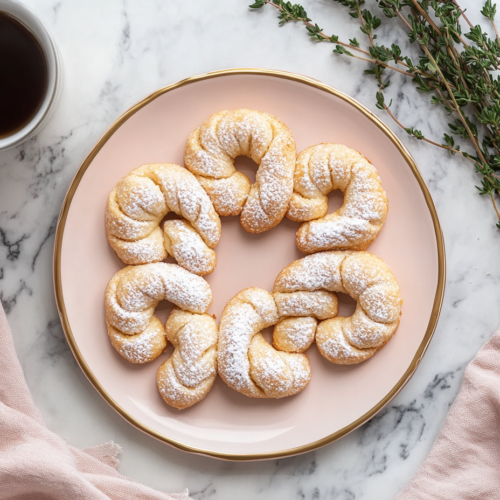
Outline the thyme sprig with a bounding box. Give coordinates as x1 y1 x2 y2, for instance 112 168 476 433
249 0 500 229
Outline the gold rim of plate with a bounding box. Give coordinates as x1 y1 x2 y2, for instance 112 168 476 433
53 68 446 461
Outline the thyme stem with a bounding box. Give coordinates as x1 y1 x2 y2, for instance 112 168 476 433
490 191 500 219
251 0 500 228
422 44 488 165
410 0 442 35
261 0 444 81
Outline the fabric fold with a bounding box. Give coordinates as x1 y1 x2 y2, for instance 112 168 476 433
0 301 191 500
396 327 500 499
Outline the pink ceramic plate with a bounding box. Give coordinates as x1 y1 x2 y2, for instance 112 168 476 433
54 69 445 460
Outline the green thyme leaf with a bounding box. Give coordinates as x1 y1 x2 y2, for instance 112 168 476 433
251 0 500 229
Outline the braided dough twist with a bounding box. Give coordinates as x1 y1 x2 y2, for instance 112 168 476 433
286 144 388 254
271 289 338 353
274 251 402 364
106 164 221 275
218 288 312 399
157 308 218 410
184 109 296 233
105 263 212 364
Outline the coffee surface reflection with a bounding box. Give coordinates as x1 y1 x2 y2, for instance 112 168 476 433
0 12 48 138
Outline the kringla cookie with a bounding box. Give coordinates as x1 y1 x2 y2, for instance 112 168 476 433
106 164 221 275
287 144 388 254
274 251 402 364
217 288 314 399
184 109 296 233
105 263 212 364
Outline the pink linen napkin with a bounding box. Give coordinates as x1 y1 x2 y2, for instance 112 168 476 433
0 301 191 500
396 327 500 499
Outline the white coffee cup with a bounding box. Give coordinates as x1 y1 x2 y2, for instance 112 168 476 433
0 0 62 150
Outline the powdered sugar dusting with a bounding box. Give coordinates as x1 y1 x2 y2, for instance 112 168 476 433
216 110 273 162
108 228 166 265
342 162 386 222
164 220 216 275
281 353 311 394
317 318 377 364
118 332 154 363
105 274 153 334
109 326 163 364
248 334 311 398
274 252 346 293
257 131 294 216
290 144 388 253
157 359 217 410
117 236 163 262
345 305 396 348
171 312 218 388
156 309 218 410
359 283 401 323
199 174 250 216
298 216 374 252
249 334 294 397
274 290 337 320
273 317 317 353
171 348 216 388
116 176 166 221
106 190 159 241
219 301 263 394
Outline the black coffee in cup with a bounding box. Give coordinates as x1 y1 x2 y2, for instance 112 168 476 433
0 12 48 138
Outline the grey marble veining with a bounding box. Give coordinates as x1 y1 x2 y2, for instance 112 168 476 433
1 1 499 499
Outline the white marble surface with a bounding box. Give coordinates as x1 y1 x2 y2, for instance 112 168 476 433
1 0 499 498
